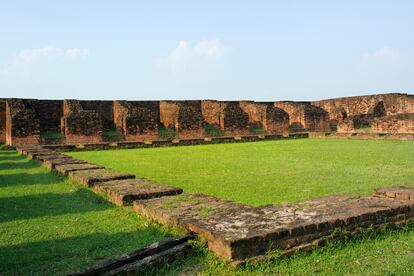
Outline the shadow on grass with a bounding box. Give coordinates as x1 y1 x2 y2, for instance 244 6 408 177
0 160 40 171
0 172 64 187
0 188 112 223
0 228 169 275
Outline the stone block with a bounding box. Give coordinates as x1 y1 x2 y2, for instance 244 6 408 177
55 163 105 175
43 158 87 169
134 194 414 263
93 178 183 205
68 169 135 187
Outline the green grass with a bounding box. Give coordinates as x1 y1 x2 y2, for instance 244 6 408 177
4 139 414 274
68 139 414 206
0 149 173 275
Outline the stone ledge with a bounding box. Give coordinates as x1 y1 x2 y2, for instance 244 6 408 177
374 184 414 200
68 169 135 187
43 158 88 169
55 163 105 175
134 194 414 263
32 153 70 162
93 178 183 206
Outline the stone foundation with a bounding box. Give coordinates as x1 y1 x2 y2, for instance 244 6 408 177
134 194 414 263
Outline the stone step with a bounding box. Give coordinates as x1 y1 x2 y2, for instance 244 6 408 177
68 169 135 187
134 194 414 264
43 158 88 169
16 145 46 154
374 184 414 200
55 163 105 175
32 153 71 162
92 178 183 206
25 150 57 159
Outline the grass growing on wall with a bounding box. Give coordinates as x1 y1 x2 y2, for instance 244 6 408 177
204 124 224 137
157 125 177 140
69 139 414 206
0 149 173 275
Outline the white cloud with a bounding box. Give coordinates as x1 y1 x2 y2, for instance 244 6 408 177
361 47 399 64
17 45 89 62
159 39 229 77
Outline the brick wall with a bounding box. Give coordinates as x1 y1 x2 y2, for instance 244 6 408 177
240 101 289 134
31 99 63 132
274 101 330 132
80 100 114 131
0 99 6 143
113 100 159 140
312 93 414 128
61 100 103 144
5 99 40 145
372 114 414 134
221 101 250 135
160 101 204 138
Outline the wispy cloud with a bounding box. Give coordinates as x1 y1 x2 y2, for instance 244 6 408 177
17 45 89 62
158 39 230 77
361 47 399 64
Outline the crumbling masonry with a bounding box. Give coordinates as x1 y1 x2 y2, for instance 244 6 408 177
1 93 414 146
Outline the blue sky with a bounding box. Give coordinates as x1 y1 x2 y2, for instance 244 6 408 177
1 1 413 101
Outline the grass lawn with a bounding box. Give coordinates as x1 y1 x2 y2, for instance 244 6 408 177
0 149 174 275
3 139 414 275
69 139 414 206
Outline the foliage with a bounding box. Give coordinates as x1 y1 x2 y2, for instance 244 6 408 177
204 124 224 137
158 125 177 140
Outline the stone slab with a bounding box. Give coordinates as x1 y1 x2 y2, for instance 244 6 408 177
134 194 414 262
32 153 70 162
43 158 88 169
374 184 414 200
25 149 57 158
93 178 183 206
16 145 45 154
68 169 135 187
55 163 105 175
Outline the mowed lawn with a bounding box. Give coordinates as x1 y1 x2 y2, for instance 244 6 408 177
69 139 414 206
0 149 173 275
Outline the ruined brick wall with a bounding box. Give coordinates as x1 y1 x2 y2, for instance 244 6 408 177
337 119 354 133
80 100 114 130
372 114 414 134
0 99 6 143
264 103 290 134
201 100 224 127
61 100 103 144
239 101 289 134
312 93 414 128
113 101 159 140
5 99 40 145
221 101 250 135
160 101 204 139
31 100 63 132
274 101 329 132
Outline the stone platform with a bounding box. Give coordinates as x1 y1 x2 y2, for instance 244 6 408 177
55 163 105 175
68 169 135 187
93 178 183 206
134 194 414 263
